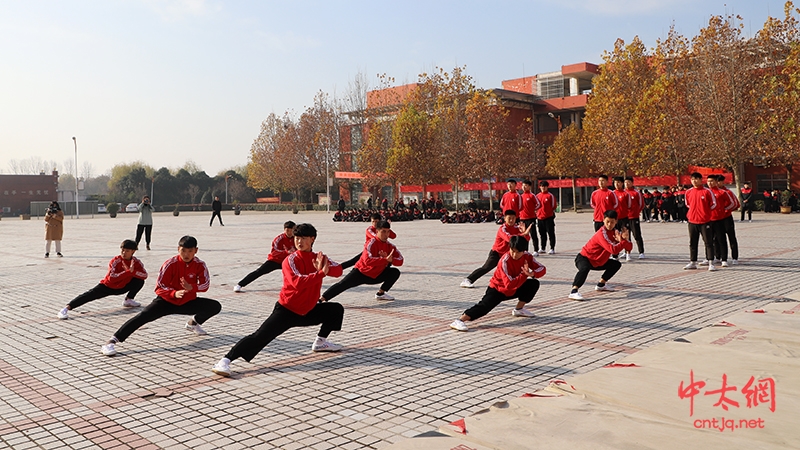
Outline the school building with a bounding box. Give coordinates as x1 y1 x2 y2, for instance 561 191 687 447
0 171 59 216
336 62 800 209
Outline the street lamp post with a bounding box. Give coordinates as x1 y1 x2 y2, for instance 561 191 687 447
225 175 230 204
72 137 79 219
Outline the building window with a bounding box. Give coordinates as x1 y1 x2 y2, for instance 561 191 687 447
756 174 788 193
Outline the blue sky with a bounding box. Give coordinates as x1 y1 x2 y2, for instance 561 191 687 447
0 0 790 177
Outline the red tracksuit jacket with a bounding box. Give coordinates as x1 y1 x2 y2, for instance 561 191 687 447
489 252 546 296
685 187 717 224
500 191 522 215
100 255 148 289
614 189 630 220
591 188 619 222
580 227 633 267
281 251 343 315
267 232 296 263
536 192 557 219
356 238 404 278
626 188 644 220
155 255 210 306
519 192 541 220
491 224 530 254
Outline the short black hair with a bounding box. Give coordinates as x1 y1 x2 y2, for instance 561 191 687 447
121 239 138 250
716 174 725 182
613 176 624 183
178 236 198 248
283 221 296 229
625 176 634 182
744 181 751 185
690 172 703 179
522 179 532 186
293 223 317 237
376 220 391 229
539 180 549 187
503 209 517 216
507 178 516 183
604 210 618 219
598 175 609 180
370 212 383 221
509 235 529 252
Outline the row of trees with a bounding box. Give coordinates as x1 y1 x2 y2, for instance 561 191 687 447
548 2 800 203
99 162 257 206
246 68 543 208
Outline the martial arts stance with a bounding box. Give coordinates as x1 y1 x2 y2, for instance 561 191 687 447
461 210 531 288
450 236 546 331
212 224 344 376
321 220 403 301
101 236 220 356
233 221 296 292
58 240 147 320
569 210 632 301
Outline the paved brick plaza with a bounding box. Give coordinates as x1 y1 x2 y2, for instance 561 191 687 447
1 210 798 449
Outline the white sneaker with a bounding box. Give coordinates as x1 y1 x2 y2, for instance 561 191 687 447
511 308 535 317
712 259 721 265
311 337 342 352
595 285 614 292
547 249 555 255
212 358 231 377
122 298 140 308
638 253 645 259
185 322 207 335
609 255 618 261
698 259 709 266
732 259 738 265
375 292 394 300
625 253 632 262
450 319 468 331
233 285 243 293
708 264 718 272
460 279 475 288
57 307 69 320
532 251 540 257
683 262 697 270
101 343 116 356
721 261 729 268
568 292 585 301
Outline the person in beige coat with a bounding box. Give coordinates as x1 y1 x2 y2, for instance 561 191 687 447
45 201 64 257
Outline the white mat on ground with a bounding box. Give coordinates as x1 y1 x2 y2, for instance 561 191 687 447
385 301 800 449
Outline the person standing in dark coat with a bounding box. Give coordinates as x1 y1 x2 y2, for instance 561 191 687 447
210 196 224 226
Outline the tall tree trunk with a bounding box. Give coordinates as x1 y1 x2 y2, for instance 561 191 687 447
488 176 494 211
572 175 578 213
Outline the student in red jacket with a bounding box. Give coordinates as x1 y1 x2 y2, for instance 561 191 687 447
212 224 344 376
740 182 753 222
461 209 532 288
233 221 296 292
500 178 522 218
715 174 740 265
519 180 541 255
321 220 403 301
683 172 717 271
624 177 646 260
340 213 397 269
536 180 557 254
568 210 632 301
58 240 147 320
100 235 221 356
450 236 546 331
590 175 618 231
